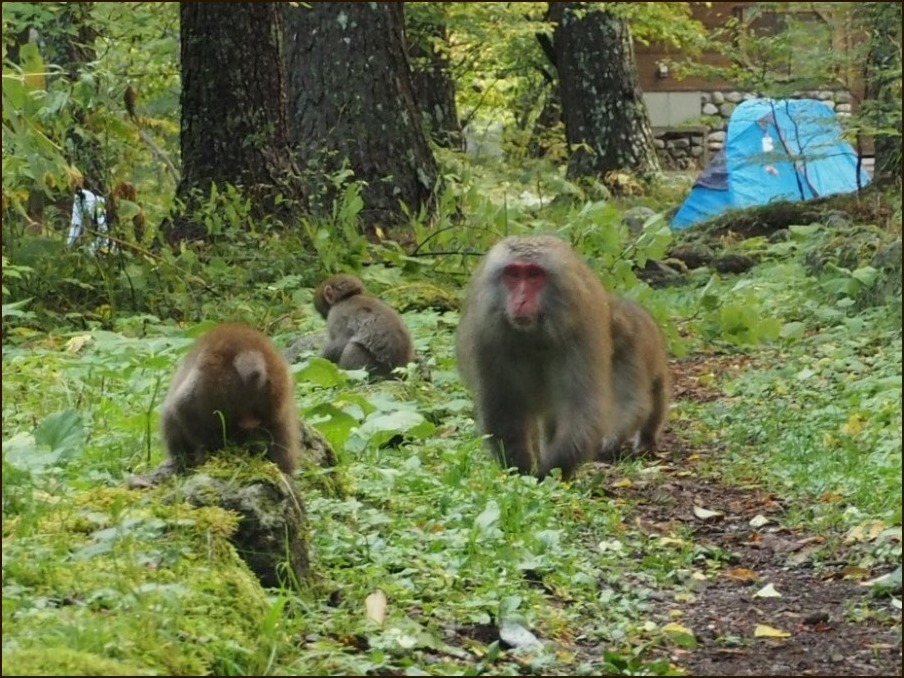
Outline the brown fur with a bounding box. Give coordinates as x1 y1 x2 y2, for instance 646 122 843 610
456 235 615 480
313 274 414 379
601 296 670 459
160 322 301 475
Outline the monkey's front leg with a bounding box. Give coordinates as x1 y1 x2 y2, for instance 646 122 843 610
479 393 538 475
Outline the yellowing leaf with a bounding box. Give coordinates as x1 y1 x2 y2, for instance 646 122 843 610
65 334 93 353
844 519 888 544
612 477 633 488
753 583 782 598
725 567 759 582
662 622 698 649
662 622 693 635
693 505 724 521
754 624 790 638
657 537 687 548
839 565 871 580
841 413 864 435
365 590 387 625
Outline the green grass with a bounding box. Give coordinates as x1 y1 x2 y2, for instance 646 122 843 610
2 185 901 675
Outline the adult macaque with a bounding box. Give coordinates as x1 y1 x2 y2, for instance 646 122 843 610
601 296 670 459
456 235 616 480
131 323 301 487
313 274 414 379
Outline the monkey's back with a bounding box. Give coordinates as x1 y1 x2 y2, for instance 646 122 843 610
162 323 300 470
334 296 414 369
608 297 670 446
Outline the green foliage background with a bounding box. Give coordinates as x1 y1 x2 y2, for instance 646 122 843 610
2 2 901 675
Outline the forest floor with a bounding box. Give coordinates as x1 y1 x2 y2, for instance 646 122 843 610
601 354 902 676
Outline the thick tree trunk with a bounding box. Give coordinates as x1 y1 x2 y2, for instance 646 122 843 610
550 3 660 180
407 7 463 150
861 2 902 188
284 2 438 233
166 2 303 244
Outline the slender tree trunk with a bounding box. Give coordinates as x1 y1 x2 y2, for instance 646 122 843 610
550 3 660 181
166 2 303 244
407 6 463 150
284 2 438 234
861 2 902 188
48 2 107 197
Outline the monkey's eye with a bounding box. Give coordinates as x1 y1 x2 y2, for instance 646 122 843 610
503 263 546 282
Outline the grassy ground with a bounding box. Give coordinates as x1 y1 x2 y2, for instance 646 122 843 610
2 176 901 675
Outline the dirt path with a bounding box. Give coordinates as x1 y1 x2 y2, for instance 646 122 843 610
609 355 902 676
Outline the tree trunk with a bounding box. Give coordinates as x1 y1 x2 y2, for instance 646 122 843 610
407 6 463 150
166 2 303 244
550 3 660 181
284 2 438 234
48 2 107 198
861 2 902 188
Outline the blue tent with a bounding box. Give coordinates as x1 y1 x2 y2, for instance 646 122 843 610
671 98 870 230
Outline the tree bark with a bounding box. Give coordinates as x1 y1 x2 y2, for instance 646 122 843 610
550 3 660 181
284 2 438 234
861 2 902 188
407 6 463 150
166 2 303 244
48 2 106 197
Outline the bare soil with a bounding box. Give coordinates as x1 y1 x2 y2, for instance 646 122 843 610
607 354 902 676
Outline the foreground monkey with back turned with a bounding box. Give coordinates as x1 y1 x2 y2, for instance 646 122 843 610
129 323 301 487
313 274 414 379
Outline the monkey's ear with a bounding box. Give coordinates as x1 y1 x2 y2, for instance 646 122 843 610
322 285 338 306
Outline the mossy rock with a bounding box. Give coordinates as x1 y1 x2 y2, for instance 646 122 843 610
2 647 156 676
1 486 273 675
169 454 312 589
803 223 889 276
383 280 459 313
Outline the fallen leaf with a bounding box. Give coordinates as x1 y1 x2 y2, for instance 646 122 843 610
861 565 902 594
754 624 791 638
662 621 698 649
693 506 724 521
841 413 864 435
365 590 387 625
65 335 93 353
612 477 633 488
753 583 782 598
749 514 772 528
597 539 625 553
839 565 871 580
499 620 543 651
844 520 888 544
725 567 759 582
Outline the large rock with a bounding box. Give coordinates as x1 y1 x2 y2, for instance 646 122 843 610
176 457 311 589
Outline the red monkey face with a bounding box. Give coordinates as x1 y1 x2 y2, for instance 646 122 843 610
502 261 547 328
